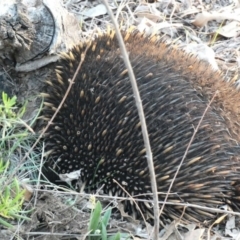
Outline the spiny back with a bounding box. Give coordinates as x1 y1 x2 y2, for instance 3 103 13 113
42 29 240 224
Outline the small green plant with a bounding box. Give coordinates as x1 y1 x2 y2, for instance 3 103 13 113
0 92 33 228
88 200 126 240
0 92 17 118
0 92 26 138
0 160 30 228
0 92 25 125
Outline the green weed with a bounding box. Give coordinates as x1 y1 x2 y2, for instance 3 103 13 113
88 200 130 240
0 92 34 229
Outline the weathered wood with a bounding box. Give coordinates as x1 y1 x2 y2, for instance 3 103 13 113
0 0 81 72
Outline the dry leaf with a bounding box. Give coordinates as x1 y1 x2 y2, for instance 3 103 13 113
159 220 183 240
137 17 182 35
118 202 140 225
192 11 240 27
22 183 33 202
80 4 107 19
225 215 240 239
183 228 204 240
216 21 240 38
134 3 163 23
207 214 228 239
185 43 219 70
59 169 81 184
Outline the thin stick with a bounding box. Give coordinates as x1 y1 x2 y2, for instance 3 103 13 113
102 0 159 239
34 142 45 207
33 187 240 217
159 91 218 219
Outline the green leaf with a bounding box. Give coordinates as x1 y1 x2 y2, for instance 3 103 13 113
108 232 120 240
17 102 26 118
8 213 31 220
89 201 102 233
3 186 10 202
3 93 16 108
8 96 17 107
0 217 14 229
101 223 107 240
2 92 7 105
102 208 111 227
0 160 9 173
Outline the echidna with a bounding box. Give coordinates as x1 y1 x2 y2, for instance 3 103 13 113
42 29 240 224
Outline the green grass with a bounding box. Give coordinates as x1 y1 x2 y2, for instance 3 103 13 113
0 92 38 229
0 162 31 228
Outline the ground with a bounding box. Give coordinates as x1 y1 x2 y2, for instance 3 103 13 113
0 0 240 239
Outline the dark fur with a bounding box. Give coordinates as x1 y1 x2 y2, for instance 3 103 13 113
42 29 240 224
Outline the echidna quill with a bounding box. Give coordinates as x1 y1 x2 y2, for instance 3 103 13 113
42 29 240 224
